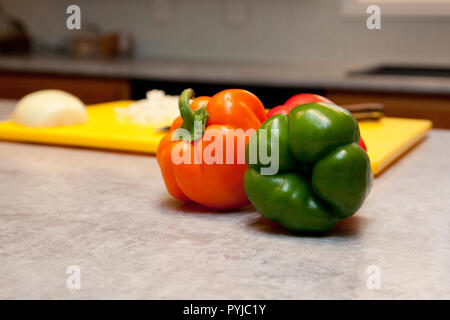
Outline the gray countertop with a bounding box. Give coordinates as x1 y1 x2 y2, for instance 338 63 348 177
0 100 449 299
3 55 450 95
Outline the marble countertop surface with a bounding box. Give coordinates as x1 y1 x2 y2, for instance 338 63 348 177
0 100 449 299
2 55 450 95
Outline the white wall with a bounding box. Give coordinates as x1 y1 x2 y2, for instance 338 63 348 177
2 0 450 64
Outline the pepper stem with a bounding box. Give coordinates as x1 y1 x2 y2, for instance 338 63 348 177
175 88 208 142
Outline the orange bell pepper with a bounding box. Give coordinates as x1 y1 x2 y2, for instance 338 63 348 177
157 88 266 210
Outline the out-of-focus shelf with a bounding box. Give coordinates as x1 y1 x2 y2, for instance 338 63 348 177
2 55 450 128
3 55 450 95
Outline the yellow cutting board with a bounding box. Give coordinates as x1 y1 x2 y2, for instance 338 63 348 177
359 117 431 175
0 101 166 154
0 100 432 175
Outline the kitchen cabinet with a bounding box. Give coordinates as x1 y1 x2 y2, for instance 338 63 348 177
326 90 450 129
0 72 131 105
1 69 450 129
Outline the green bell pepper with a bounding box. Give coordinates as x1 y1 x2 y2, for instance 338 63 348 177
244 102 373 233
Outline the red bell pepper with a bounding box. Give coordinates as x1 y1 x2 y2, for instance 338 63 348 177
267 93 333 118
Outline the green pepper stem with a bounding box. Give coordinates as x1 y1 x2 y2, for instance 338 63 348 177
175 88 209 142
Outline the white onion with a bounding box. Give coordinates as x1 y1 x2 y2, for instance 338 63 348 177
114 89 180 128
12 89 88 127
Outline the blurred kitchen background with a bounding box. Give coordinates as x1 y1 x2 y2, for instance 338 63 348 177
1 0 450 128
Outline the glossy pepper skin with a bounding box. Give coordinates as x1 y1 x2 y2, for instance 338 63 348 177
244 102 373 232
157 88 266 210
267 93 368 152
